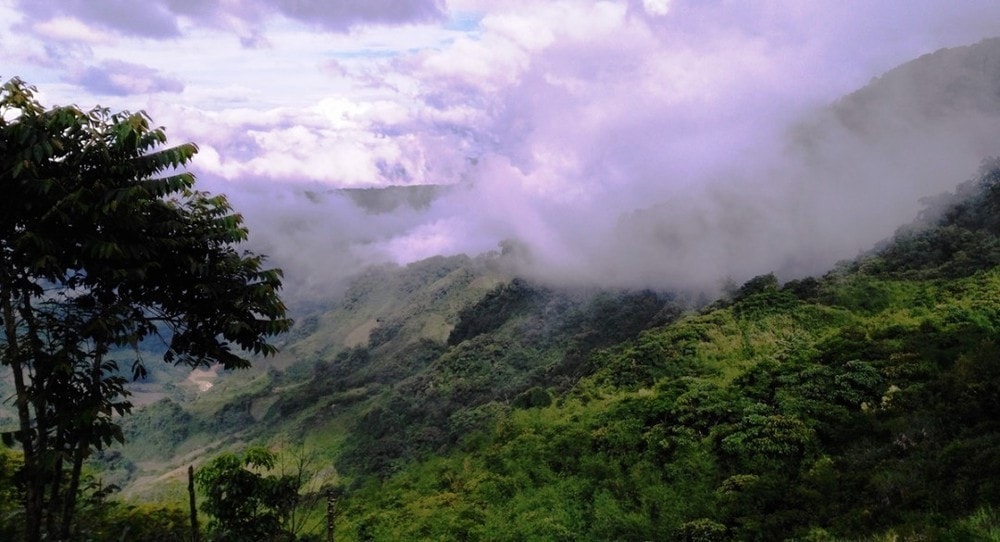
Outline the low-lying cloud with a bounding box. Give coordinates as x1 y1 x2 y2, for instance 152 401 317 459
194 3 1000 300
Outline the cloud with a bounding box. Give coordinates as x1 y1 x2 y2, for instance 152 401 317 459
71 60 184 96
298 0 1000 293
199 176 464 300
16 0 445 44
129 1 1000 299
642 0 672 16
271 0 446 32
151 99 453 188
16 0 181 39
32 17 115 45
9 0 1000 299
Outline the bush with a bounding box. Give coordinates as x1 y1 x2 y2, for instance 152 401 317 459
512 387 552 409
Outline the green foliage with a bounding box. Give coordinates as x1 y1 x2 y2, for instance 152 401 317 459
73 494 190 542
512 386 552 409
196 447 301 541
331 282 679 479
331 263 1000 539
448 279 535 346
946 506 1000 540
0 444 24 540
865 159 1000 278
0 77 290 541
676 518 728 541
121 399 193 461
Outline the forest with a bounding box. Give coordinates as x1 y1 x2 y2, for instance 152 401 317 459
291 160 1000 540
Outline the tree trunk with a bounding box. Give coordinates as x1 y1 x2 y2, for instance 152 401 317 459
60 348 105 540
59 445 85 541
46 432 64 537
2 289 41 542
21 294 55 542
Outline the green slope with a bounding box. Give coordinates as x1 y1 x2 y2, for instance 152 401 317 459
111 252 511 497
110 246 679 496
327 164 1000 540
108 160 1000 541
109 260 685 511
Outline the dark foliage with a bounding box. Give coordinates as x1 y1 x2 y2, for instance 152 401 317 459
448 279 536 346
870 159 1000 277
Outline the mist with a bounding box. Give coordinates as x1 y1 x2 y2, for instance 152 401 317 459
186 5 1000 301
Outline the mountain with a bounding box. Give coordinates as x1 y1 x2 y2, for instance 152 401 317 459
25 37 1000 540
833 37 1000 130
331 158 1000 540
109 249 684 499
338 185 448 214
616 38 1000 290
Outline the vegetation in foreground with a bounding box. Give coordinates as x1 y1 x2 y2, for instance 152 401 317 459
0 77 290 541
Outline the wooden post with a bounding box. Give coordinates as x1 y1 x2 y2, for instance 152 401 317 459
188 465 200 542
326 490 336 542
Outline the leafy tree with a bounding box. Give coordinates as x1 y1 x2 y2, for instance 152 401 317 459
195 448 302 541
0 78 290 540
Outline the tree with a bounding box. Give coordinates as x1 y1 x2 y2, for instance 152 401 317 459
195 448 302 542
0 78 291 541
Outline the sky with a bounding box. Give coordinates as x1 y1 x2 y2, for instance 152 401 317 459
4 0 1000 298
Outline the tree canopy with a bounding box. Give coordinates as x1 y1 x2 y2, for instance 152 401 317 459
0 77 291 541
195 448 302 541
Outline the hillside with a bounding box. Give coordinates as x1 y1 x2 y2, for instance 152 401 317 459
34 38 1000 541
329 161 1000 540
339 185 449 214
91 159 1000 540
109 249 685 501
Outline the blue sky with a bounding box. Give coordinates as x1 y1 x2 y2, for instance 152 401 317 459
3 1 1000 294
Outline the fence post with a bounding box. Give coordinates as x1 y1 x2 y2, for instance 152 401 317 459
188 465 200 542
326 490 336 542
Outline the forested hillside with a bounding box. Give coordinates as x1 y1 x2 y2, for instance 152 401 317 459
104 250 684 499
330 161 1000 540
40 158 1000 541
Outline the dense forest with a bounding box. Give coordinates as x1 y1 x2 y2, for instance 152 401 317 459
326 161 1000 540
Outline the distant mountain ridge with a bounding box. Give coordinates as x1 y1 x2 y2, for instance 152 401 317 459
297 184 448 214
616 36 1000 292
836 36 1000 127
334 184 448 214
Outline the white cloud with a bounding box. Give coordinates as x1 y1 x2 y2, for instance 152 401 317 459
7 0 1000 296
32 16 114 44
643 0 671 16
